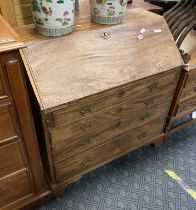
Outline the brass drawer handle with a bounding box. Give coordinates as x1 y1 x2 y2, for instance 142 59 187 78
113 139 121 145
80 105 91 115
137 132 146 140
81 120 92 131
116 107 123 113
81 157 92 166
144 97 154 106
115 121 123 127
148 81 158 92
80 136 93 146
140 112 150 121
117 90 125 98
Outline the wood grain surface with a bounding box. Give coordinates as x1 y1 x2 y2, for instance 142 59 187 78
24 9 183 110
0 15 25 53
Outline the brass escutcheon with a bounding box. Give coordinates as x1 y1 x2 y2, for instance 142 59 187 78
100 32 110 39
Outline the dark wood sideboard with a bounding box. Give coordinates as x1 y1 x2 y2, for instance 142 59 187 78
20 8 184 195
0 16 50 210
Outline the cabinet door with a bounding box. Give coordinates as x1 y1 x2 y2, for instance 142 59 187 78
4 54 47 194
0 52 48 209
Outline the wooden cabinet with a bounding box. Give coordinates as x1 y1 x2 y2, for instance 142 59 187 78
21 8 183 195
0 16 49 210
166 64 196 133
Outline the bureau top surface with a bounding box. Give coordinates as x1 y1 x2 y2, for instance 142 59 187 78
0 16 25 53
23 8 183 110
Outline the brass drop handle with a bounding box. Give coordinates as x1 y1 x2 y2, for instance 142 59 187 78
81 157 92 166
80 105 91 115
80 136 93 146
116 107 123 113
117 90 126 98
140 112 150 121
113 139 121 145
144 97 154 106
115 121 123 127
148 81 158 92
81 120 92 131
137 132 146 140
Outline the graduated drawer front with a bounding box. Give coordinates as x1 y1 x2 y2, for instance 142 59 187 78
0 142 26 178
52 101 170 162
51 70 178 127
183 66 196 89
175 97 196 117
50 91 172 146
179 66 196 102
55 119 165 183
0 170 32 208
0 104 18 143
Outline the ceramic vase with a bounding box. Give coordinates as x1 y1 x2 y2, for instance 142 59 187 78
89 0 128 25
32 0 75 36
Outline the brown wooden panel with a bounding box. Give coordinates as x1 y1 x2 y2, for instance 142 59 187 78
53 101 169 162
13 0 32 5
55 119 165 183
0 64 8 98
0 105 17 142
51 71 178 127
184 66 196 89
175 97 196 117
0 142 25 178
179 66 196 102
0 73 4 97
14 5 34 26
0 0 16 26
0 170 32 207
50 95 171 146
24 13 183 110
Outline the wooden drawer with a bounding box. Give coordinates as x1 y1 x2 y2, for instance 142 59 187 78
50 71 178 127
179 65 196 102
55 119 165 183
0 170 32 208
180 86 196 102
175 97 196 117
0 142 25 178
0 104 18 143
50 96 171 146
183 65 196 89
52 101 170 162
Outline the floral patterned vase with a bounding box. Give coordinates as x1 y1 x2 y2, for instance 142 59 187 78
89 0 128 25
32 0 75 36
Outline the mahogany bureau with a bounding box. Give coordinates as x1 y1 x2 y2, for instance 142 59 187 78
21 9 184 194
0 16 49 209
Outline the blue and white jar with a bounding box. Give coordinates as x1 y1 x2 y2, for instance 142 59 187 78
32 0 75 36
89 0 128 25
